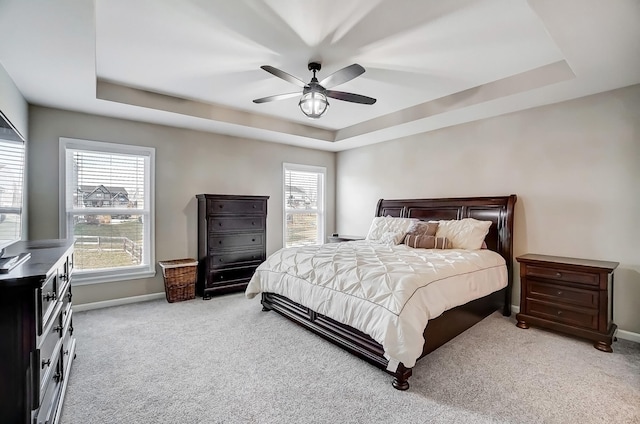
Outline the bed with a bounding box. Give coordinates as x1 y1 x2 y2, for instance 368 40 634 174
246 195 517 390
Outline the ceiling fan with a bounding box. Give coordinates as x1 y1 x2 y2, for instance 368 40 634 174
253 62 376 119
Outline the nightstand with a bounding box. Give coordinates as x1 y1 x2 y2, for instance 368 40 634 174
327 234 365 243
516 254 618 352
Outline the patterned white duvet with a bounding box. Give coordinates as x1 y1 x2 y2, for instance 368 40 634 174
245 240 507 368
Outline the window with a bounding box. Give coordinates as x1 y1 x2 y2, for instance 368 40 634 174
0 137 25 249
59 138 155 284
283 163 325 247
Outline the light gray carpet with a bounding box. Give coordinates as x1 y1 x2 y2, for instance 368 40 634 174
61 293 640 424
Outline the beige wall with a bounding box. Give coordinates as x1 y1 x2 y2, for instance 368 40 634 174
336 85 640 334
27 106 335 305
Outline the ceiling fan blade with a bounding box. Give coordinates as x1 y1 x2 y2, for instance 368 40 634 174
253 92 301 104
319 64 365 89
260 65 307 88
326 90 376 105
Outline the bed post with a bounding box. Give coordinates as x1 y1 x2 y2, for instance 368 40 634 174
392 364 412 390
502 194 517 317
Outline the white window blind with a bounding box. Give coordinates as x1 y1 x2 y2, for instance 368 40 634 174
0 138 25 247
60 138 155 284
283 163 325 247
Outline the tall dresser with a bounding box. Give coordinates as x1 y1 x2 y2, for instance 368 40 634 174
0 239 76 424
196 194 269 299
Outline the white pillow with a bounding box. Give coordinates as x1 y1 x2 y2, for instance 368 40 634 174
435 218 492 250
365 216 418 242
378 230 408 246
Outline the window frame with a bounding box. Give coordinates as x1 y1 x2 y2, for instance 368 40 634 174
282 162 326 247
59 137 156 285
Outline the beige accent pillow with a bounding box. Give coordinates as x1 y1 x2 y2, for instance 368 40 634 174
405 221 438 237
404 234 451 249
435 218 492 250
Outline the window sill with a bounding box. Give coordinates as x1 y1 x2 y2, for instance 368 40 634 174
71 268 156 286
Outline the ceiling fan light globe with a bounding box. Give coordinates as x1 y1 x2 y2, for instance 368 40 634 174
299 91 329 119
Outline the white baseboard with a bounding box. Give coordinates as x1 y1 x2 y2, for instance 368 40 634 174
74 292 165 312
616 330 640 344
509 304 639 344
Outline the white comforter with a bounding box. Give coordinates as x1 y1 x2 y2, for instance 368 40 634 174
245 240 507 368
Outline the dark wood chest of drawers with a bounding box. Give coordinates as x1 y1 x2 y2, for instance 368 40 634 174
196 194 269 299
515 253 618 352
0 239 76 424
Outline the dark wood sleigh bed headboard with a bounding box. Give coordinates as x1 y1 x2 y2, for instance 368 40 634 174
376 195 518 314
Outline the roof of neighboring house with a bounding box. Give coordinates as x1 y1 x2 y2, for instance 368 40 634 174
79 185 128 195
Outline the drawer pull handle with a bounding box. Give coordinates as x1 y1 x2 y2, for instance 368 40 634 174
60 274 67 281
252 238 256 242
253 205 256 208
53 372 61 383
557 291 563 296
218 241 222 244
64 349 69 356
70 326 74 335
557 310 563 315
219 258 224 262
218 222 222 226
54 325 63 334
42 359 51 368
67 291 73 301
220 275 224 280
555 272 562 277
252 222 255 225
44 292 57 302
219 204 223 208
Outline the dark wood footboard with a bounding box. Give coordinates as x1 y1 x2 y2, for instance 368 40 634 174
262 287 505 389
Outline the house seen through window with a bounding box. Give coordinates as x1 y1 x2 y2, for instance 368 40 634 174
60 138 155 284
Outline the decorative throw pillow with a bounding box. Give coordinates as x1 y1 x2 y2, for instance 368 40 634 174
365 216 418 241
405 221 438 237
404 234 451 249
379 231 408 246
435 218 492 250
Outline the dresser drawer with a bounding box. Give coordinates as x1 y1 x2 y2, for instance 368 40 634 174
34 359 63 424
207 198 266 215
209 217 265 233
525 265 598 286
527 280 598 308
209 250 264 268
39 273 59 335
209 233 264 250
208 266 258 286
527 299 598 330
39 307 63 402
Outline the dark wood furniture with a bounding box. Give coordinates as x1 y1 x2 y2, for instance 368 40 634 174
326 234 365 243
261 195 517 390
0 239 76 424
197 194 269 299
515 254 618 352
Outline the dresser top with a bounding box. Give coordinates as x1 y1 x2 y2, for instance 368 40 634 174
516 253 619 272
0 239 74 286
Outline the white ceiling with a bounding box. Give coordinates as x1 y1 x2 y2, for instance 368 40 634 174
0 0 638 152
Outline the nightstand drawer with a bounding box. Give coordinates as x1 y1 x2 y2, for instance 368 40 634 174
528 280 598 308
525 265 598 286
527 299 598 330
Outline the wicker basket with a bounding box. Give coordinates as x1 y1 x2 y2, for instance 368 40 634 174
158 259 198 303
